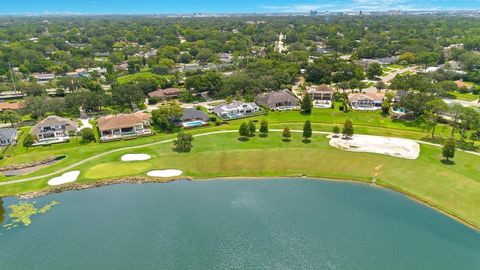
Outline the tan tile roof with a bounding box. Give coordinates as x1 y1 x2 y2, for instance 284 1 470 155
148 88 181 98
348 92 385 102
308 84 334 93
97 112 150 131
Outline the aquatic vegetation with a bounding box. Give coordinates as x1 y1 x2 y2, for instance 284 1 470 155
3 201 59 229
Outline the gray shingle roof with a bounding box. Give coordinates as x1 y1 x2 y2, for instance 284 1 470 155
0 128 17 141
255 89 299 108
182 108 210 122
30 115 78 136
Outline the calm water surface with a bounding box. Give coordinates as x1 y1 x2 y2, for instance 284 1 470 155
0 179 479 269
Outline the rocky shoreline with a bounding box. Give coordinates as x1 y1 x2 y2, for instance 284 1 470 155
0 156 63 172
15 176 192 199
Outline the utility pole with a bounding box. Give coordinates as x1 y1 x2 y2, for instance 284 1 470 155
8 62 17 96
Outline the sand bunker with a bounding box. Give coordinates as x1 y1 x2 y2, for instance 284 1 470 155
121 154 151 161
48 171 80 186
329 134 420 159
147 169 183 178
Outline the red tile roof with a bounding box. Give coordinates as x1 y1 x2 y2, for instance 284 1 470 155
148 88 181 98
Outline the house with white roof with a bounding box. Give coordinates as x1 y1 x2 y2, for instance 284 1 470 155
212 101 261 120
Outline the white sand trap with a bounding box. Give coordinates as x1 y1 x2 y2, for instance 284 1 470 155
147 169 183 178
48 171 80 186
329 134 420 159
121 154 151 161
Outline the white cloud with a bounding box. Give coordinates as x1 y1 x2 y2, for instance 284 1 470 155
260 0 433 12
261 3 335 12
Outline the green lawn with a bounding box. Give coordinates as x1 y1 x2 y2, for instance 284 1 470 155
116 72 174 84
2 131 480 229
445 91 479 101
0 106 458 170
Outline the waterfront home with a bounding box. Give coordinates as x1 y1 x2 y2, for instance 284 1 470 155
0 128 18 146
182 108 210 122
181 108 210 128
255 89 300 110
30 115 78 143
97 112 152 141
348 92 385 110
0 102 23 112
212 100 260 120
148 88 182 100
307 84 334 101
306 84 335 108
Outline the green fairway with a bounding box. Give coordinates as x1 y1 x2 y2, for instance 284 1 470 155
1 131 480 229
1 107 480 229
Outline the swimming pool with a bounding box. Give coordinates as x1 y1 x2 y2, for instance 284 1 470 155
183 120 207 128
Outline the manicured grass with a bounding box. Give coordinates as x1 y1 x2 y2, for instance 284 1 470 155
445 91 479 101
84 162 153 179
116 72 174 85
0 106 458 171
2 131 480 229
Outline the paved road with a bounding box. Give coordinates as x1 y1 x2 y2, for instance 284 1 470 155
443 98 480 108
364 66 418 93
1 129 478 186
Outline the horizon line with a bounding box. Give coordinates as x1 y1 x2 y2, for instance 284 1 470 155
0 9 480 17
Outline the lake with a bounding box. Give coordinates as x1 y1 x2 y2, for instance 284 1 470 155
1 179 479 269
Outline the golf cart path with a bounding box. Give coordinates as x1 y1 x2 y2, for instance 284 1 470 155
1 129 478 186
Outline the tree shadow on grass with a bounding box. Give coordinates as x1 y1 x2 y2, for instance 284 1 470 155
441 159 455 165
259 134 268 138
282 138 291 142
238 137 249 142
302 139 311 144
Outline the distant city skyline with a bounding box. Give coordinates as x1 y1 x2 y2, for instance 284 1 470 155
0 0 479 15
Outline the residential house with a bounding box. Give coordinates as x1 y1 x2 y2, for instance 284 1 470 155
0 128 18 146
97 112 152 141
348 92 385 110
307 84 334 100
218 53 233 64
88 67 107 75
113 62 129 72
182 108 210 122
148 88 182 100
255 89 299 110
394 90 408 103
66 68 89 78
31 73 55 83
30 115 78 142
0 102 23 112
94 52 110 57
212 101 260 119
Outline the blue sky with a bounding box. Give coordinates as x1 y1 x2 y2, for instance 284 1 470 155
0 0 479 14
